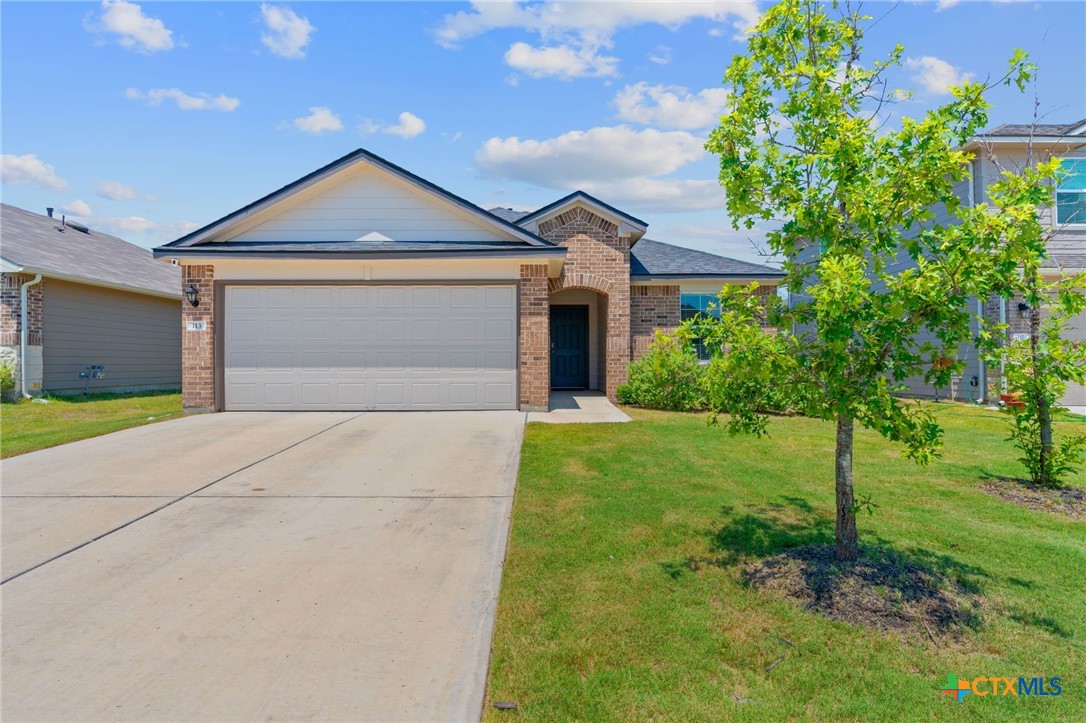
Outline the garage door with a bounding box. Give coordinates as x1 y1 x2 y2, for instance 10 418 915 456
223 285 517 411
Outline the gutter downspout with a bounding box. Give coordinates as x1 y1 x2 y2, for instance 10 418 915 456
999 297 1008 393
20 274 42 399
977 297 986 403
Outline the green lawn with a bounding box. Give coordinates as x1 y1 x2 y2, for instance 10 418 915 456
485 405 1085 721
0 390 182 458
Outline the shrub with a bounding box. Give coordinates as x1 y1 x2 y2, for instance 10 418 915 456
0 358 16 401
617 332 707 411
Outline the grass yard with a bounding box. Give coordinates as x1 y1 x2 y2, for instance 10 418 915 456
485 405 1085 721
0 390 181 458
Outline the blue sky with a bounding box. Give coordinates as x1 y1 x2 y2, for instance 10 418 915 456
2 1 1083 263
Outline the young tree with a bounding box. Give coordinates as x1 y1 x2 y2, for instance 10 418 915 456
700 0 1033 560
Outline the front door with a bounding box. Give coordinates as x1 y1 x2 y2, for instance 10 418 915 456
550 305 588 389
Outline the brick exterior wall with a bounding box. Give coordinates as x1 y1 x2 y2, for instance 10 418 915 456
182 265 215 412
1 273 44 346
631 285 680 359
519 264 550 411
539 207 631 400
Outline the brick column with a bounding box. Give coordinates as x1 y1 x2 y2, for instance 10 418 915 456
182 265 215 412
1 274 44 347
519 264 550 411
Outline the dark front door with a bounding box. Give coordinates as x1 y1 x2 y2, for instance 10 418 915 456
550 305 589 389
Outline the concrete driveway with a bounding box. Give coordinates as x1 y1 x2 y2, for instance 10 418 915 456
1 411 524 722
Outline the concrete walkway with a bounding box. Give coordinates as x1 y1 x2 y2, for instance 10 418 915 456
527 390 632 424
1 411 525 722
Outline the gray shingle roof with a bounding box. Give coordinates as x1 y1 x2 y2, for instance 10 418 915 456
983 119 1086 137
630 239 784 278
1 204 180 297
487 207 531 223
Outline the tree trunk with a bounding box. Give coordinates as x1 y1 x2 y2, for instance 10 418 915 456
834 414 858 561
1029 295 1053 486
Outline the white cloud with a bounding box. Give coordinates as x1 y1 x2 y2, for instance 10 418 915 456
90 215 198 243
125 87 240 112
475 125 719 212
905 55 975 95
93 215 157 235
504 41 618 79
614 83 729 130
434 1 759 78
477 125 706 186
905 0 962 11
96 179 152 201
61 200 93 217
648 45 671 65
579 178 724 212
383 111 427 138
260 3 315 60
1 153 69 191
357 112 427 138
287 106 343 134
87 0 174 53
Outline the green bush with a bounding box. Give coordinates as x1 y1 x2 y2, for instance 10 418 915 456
0 358 16 401
617 332 707 411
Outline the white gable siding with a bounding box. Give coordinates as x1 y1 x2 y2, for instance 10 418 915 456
222 166 510 244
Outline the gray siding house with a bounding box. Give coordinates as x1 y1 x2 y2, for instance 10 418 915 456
791 119 1086 412
1 204 182 396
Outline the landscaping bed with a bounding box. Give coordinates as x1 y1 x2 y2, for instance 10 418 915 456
979 478 1086 519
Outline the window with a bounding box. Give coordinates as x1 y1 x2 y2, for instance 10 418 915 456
680 293 719 361
1056 158 1086 225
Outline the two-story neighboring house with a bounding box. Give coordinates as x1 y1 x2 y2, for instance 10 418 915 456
787 119 1086 413
958 120 1085 413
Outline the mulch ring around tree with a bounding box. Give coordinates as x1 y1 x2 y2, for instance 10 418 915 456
979 478 1085 519
743 545 981 637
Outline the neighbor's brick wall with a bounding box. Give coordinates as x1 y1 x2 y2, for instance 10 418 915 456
519 264 550 411
539 207 631 400
1 274 44 346
631 285 680 359
182 265 215 412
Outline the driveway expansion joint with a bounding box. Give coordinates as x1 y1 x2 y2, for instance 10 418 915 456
0 413 363 585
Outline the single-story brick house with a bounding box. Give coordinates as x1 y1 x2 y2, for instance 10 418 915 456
1 204 182 398
154 149 782 413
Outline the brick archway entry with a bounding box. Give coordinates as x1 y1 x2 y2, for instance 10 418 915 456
537 207 632 401
547 273 634 397
549 283 609 394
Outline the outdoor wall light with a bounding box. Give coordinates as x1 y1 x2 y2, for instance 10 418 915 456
1017 302 1030 319
186 285 200 307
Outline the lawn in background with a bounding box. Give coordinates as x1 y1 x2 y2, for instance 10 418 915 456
0 390 181 458
485 404 1085 721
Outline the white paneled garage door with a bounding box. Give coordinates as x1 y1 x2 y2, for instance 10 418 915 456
223 284 517 411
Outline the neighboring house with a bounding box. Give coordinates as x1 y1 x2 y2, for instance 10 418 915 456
968 120 1086 413
0 204 182 397
791 120 1086 412
153 148 782 413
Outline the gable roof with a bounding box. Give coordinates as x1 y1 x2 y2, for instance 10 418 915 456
630 239 784 279
158 148 551 250
487 207 531 224
982 118 1086 137
515 190 648 229
1 204 180 298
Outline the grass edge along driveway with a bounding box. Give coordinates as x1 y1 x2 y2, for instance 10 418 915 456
484 404 1085 721
1 390 181 458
